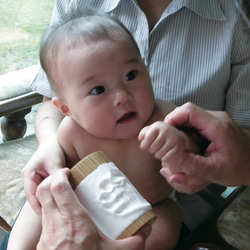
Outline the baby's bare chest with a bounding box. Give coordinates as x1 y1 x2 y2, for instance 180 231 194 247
76 139 172 204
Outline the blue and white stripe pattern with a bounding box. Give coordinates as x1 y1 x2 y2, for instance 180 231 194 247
33 0 250 127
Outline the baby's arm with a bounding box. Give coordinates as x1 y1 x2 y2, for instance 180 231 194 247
138 121 201 164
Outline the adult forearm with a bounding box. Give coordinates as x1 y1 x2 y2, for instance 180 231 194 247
23 96 66 214
35 96 64 143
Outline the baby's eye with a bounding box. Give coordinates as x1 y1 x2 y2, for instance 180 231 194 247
125 70 138 81
90 86 105 95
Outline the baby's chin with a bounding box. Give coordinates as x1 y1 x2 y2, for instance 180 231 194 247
87 121 144 140
111 128 143 140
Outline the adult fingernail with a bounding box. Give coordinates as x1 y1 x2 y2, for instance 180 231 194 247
143 224 152 238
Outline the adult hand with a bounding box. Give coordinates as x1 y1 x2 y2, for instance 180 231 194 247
36 168 151 250
22 135 66 215
162 102 250 193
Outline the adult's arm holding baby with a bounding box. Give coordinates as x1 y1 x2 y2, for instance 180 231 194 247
21 97 66 215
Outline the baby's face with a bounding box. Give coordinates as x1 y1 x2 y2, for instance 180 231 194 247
55 39 155 139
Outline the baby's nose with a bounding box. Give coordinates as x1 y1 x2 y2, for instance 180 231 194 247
114 88 132 106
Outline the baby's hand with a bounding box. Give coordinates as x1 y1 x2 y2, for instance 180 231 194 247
138 121 187 163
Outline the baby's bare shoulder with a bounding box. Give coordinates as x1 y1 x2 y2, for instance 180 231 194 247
155 100 176 116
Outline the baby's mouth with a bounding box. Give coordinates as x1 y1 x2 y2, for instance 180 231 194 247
117 112 136 124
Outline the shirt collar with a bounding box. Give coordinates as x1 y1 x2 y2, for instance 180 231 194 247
95 0 227 21
96 0 121 12
167 0 227 21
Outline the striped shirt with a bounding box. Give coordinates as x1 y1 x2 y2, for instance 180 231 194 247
33 0 250 127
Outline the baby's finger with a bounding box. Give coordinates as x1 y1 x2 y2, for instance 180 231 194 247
139 126 160 150
138 126 150 141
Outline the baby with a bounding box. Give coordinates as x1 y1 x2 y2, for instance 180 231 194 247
8 9 200 250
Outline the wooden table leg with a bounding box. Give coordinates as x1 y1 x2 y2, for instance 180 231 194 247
1 107 31 141
0 216 11 232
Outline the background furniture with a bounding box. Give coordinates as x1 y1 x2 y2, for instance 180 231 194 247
174 186 247 250
0 65 42 141
0 66 42 231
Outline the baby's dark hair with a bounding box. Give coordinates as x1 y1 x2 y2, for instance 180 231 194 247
40 8 141 94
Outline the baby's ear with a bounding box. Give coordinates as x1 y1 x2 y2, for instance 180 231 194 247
52 97 70 116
